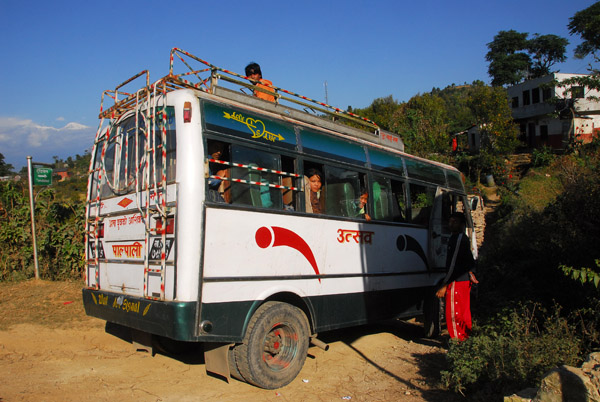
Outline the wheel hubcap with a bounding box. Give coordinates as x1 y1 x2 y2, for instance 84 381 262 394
263 324 297 371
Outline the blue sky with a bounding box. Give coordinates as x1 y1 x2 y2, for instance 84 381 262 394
0 0 596 170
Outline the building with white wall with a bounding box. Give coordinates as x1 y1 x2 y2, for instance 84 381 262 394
507 73 600 149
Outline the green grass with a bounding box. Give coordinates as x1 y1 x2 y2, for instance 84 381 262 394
517 167 563 212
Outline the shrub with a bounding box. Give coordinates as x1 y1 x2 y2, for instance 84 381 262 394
531 146 555 167
441 303 581 398
0 181 85 281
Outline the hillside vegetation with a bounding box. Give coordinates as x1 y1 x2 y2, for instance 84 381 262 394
0 154 89 280
443 142 600 399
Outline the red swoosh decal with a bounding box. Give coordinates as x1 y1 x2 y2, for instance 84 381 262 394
255 226 321 282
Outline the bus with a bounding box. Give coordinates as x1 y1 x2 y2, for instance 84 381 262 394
82 48 477 389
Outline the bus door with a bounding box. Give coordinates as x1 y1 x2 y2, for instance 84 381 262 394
429 189 477 269
429 188 452 269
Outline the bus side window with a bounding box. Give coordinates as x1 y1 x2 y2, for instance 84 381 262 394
165 123 177 182
451 193 472 230
452 194 467 215
282 176 293 207
281 155 296 211
303 162 324 214
390 179 408 222
441 192 452 234
371 176 392 221
206 140 231 203
230 145 282 210
323 165 360 218
408 183 436 226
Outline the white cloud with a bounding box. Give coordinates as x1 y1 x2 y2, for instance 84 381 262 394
64 122 90 130
56 116 65 121
0 116 95 170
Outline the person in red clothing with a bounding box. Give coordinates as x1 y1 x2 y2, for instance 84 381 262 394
436 212 478 341
245 62 276 102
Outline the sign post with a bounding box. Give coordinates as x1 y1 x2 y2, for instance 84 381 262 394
27 157 52 280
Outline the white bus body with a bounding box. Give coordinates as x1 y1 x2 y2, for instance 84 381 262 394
83 49 475 389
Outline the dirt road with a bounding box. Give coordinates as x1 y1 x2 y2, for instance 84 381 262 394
0 280 461 402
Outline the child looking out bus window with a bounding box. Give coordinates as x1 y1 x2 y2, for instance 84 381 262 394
305 168 324 214
354 189 372 221
207 140 230 203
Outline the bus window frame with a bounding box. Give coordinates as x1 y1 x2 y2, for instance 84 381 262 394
407 181 438 227
203 134 303 212
200 107 467 226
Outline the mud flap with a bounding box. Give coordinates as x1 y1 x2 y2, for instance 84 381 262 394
204 343 233 382
131 328 154 354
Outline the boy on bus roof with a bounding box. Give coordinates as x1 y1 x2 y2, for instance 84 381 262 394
245 62 276 102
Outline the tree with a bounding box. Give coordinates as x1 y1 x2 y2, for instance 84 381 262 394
486 30 569 86
0 153 14 176
468 83 520 155
392 93 449 156
352 95 401 131
456 83 520 183
569 1 600 59
433 83 477 134
558 4 600 117
528 34 569 76
486 30 531 86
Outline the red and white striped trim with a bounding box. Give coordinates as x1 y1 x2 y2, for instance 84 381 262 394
206 158 300 178
209 175 300 191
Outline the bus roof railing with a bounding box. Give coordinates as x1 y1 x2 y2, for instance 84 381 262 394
167 48 379 132
98 48 404 151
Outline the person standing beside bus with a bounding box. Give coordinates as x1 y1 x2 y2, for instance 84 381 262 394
245 62 276 102
435 212 478 341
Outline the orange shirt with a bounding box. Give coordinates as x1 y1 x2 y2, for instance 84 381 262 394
255 78 276 102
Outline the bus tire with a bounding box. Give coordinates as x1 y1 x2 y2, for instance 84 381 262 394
423 293 441 338
228 344 245 381
234 301 309 389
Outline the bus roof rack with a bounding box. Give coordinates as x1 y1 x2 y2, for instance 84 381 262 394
98 47 403 152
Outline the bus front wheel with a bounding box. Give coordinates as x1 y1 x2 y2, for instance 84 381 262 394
234 301 309 389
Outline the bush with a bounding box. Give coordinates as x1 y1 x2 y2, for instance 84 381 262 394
531 146 555 167
0 181 85 281
441 303 581 398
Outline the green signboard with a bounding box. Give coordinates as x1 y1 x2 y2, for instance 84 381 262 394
33 167 52 186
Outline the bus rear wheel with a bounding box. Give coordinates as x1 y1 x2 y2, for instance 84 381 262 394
234 301 309 389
